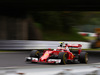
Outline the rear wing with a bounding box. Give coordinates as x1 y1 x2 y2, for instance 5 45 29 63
65 44 82 54
68 44 82 48
59 42 82 48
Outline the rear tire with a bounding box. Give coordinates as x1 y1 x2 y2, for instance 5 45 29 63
58 52 67 65
79 52 88 64
91 41 97 49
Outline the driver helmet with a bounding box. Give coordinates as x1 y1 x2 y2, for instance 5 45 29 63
59 42 63 47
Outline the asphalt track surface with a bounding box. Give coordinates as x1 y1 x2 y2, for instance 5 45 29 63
0 51 100 67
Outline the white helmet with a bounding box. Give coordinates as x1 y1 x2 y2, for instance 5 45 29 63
54 49 56 51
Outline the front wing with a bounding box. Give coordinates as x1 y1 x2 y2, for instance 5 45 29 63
25 57 61 64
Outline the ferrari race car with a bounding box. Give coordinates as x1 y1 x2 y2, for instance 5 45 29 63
25 42 88 64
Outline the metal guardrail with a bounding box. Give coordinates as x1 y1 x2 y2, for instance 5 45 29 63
0 40 91 50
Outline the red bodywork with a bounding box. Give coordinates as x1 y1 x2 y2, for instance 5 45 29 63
32 44 82 63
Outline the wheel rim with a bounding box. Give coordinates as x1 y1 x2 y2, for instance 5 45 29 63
63 53 67 64
85 53 88 63
36 51 40 56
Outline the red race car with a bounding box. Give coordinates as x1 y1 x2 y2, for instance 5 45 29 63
25 42 88 64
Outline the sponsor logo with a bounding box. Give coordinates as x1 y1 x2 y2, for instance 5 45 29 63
26 57 31 59
44 53 49 56
48 59 61 63
32 57 38 61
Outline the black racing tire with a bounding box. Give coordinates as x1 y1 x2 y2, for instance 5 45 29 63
30 50 40 58
91 41 97 49
58 52 67 65
79 52 88 64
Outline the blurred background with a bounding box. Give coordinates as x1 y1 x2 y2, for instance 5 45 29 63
0 1 100 75
0 11 100 41
0 0 99 42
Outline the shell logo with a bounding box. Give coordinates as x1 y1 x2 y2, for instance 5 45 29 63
44 53 49 56
72 54 74 59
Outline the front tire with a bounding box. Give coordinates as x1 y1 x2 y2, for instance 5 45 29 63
79 52 88 64
30 50 40 63
30 50 40 58
91 41 97 49
58 52 67 65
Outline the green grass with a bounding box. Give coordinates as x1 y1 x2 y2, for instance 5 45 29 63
42 30 88 41
70 48 100 51
0 48 100 52
32 49 100 51
83 49 100 50
84 36 96 41
42 27 88 41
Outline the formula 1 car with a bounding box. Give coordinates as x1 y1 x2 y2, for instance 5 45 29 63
25 42 88 64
